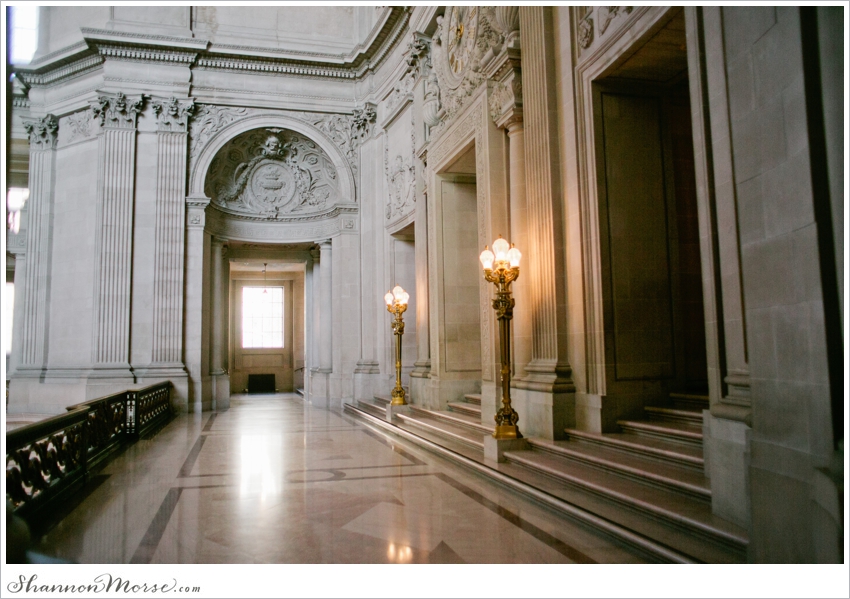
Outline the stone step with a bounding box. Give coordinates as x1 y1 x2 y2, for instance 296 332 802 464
343 402 746 562
373 394 391 405
356 399 386 419
502 448 746 558
644 406 704 425
463 393 482 405
408 405 494 435
669 392 709 410
564 428 704 470
395 413 484 450
618 419 703 447
527 438 710 501
447 401 481 417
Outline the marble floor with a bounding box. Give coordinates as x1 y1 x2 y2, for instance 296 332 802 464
34 394 649 564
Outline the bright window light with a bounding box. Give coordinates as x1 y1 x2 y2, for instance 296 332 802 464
10 6 38 65
242 287 284 348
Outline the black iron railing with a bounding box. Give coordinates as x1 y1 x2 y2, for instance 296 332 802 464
6 381 173 519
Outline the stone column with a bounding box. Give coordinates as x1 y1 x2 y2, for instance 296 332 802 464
88 93 145 391
142 97 194 402
6 224 28 386
17 115 58 375
318 239 333 372
184 194 211 412
514 7 575 438
410 165 431 386
486 47 531 383
210 236 230 410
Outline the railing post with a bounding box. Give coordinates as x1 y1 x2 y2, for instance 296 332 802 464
126 390 138 439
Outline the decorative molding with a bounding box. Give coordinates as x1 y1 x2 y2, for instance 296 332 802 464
598 6 633 35
189 105 250 159
95 44 198 66
91 92 146 130
384 116 416 221
195 56 354 79
13 97 30 109
22 115 59 150
428 6 505 140
578 13 594 49
151 97 195 133
65 110 93 143
207 128 341 219
15 54 104 88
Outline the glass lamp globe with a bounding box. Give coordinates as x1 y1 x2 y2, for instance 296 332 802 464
479 247 495 270
384 291 394 306
492 237 510 262
507 245 522 267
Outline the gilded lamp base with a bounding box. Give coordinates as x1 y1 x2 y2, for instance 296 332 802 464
493 424 522 440
391 386 406 406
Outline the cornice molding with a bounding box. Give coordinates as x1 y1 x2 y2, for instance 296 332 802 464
13 8 411 88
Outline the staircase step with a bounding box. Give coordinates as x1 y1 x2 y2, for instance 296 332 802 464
669 392 709 410
564 429 704 470
502 448 746 558
408 405 493 435
528 438 710 500
644 406 704 425
463 393 482 405
396 413 484 450
373 395 391 405
447 401 481 417
356 399 386 418
618 419 703 447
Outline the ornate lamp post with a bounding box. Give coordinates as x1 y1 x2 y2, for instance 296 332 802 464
384 285 410 406
480 236 523 439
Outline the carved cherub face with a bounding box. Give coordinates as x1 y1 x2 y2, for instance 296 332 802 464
262 136 281 155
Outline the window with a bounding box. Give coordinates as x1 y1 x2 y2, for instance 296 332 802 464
9 6 38 65
242 287 284 348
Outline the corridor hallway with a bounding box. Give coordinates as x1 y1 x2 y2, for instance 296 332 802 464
31 394 649 564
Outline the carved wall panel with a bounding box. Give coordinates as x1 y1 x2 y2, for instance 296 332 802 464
205 128 342 220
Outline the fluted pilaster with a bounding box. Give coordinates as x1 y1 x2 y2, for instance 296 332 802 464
91 93 144 369
151 98 194 366
518 7 573 392
19 115 58 370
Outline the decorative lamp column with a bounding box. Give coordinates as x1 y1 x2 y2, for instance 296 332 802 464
480 237 523 439
384 285 410 406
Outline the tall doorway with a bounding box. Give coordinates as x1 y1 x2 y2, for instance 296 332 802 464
228 259 306 394
593 9 707 420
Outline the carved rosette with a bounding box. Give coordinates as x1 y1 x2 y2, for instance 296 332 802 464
91 92 146 130
151 97 195 133
22 115 59 150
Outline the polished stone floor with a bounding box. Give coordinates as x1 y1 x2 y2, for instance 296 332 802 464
35 394 649 564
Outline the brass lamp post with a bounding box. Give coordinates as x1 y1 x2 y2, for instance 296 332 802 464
384 285 410 406
480 236 523 439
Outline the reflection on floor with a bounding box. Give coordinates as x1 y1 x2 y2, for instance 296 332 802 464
35 394 649 564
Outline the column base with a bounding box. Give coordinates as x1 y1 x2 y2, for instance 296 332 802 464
704 411 751 528
509 386 575 440
135 364 189 412
354 369 386 401
308 368 331 407
212 373 231 411
385 403 411 421
483 436 529 463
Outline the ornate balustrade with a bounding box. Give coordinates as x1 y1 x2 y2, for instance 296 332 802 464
6 381 172 520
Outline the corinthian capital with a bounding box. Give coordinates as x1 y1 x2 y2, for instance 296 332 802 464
91 92 146 129
22 115 59 150
151 97 195 133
